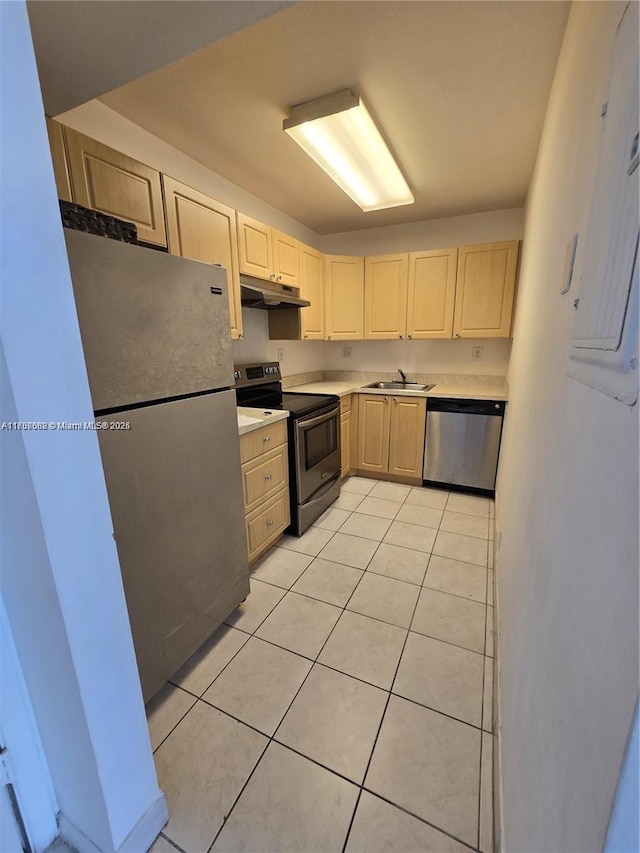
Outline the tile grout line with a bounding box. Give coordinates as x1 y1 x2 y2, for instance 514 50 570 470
340 555 422 853
168 629 253 706
164 658 489 851
204 479 384 853
206 481 407 853
155 481 490 751
159 830 188 853
358 787 480 852
148 689 198 756
153 478 493 853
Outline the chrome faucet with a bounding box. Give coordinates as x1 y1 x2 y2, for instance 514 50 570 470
398 368 407 384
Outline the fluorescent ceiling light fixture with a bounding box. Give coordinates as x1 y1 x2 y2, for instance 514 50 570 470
283 89 414 212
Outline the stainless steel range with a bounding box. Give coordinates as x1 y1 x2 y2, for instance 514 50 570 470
234 362 341 535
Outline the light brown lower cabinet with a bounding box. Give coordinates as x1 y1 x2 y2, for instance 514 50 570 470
239 420 290 563
339 395 358 477
356 394 426 482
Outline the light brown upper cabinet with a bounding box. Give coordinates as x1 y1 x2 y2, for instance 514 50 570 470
407 248 458 339
325 255 365 340
271 228 300 286
162 176 243 340
453 240 519 338
237 214 272 279
46 117 72 202
63 127 167 247
299 243 325 339
364 254 409 339
237 213 300 286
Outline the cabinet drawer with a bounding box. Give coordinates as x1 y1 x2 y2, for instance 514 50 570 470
242 444 289 513
245 486 290 563
340 395 352 415
239 420 287 464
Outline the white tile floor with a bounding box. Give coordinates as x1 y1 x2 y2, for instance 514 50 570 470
147 476 496 853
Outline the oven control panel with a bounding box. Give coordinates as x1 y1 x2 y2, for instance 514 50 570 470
233 361 281 387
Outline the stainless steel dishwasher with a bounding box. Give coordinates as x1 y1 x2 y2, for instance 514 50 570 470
423 398 505 494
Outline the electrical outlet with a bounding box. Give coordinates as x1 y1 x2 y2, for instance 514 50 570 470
472 346 483 361
342 347 352 359
277 348 284 362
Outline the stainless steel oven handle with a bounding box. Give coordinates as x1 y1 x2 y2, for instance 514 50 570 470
297 405 339 430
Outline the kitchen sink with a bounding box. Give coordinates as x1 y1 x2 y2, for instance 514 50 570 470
363 381 434 391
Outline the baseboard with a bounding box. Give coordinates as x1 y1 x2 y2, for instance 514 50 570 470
492 523 505 853
57 816 101 853
57 793 167 853
353 469 422 486
116 793 168 853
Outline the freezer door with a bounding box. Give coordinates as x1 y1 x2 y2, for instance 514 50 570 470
424 411 503 491
97 389 249 700
64 229 233 411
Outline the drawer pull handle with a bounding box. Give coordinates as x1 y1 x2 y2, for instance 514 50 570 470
264 474 272 481
263 436 270 443
266 519 274 526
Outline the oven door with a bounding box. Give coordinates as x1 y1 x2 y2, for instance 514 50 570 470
294 403 341 503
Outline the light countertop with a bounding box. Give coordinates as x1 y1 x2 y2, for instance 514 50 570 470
285 381 357 398
286 380 508 401
237 406 289 436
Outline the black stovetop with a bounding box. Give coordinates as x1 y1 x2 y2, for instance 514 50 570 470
234 363 338 420
281 392 338 417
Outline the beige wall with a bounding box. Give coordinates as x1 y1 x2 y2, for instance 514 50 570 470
232 308 326 375
495 3 638 851
57 100 321 247
237 203 520 376
57 101 518 379
233 310 511 378
320 338 511 377
321 208 524 255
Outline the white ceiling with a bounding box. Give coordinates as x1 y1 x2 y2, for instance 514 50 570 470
35 1 570 235
27 1 293 115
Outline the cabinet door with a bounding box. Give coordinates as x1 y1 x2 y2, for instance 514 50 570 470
407 249 458 339
356 394 390 473
237 213 273 280
340 409 352 477
272 229 299 286
454 241 519 338
46 117 72 202
163 176 243 340
63 127 166 246
364 254 409 339
299 243 325 339
325 255 365 340
388 396 427 480
350 394 359 474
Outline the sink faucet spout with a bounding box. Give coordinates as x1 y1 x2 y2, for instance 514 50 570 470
398 368 407 384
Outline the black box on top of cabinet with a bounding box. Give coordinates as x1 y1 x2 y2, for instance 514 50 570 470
59 200 138 245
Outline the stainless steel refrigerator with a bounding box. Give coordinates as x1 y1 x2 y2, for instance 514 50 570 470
64 228 249 702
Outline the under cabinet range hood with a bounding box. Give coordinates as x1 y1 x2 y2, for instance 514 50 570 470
240 274 310 310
